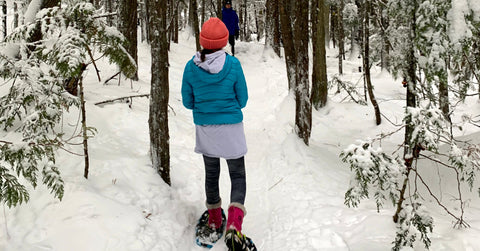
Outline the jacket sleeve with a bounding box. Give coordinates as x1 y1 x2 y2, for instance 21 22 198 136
181 64 194 110
234 11 240 31
234 62 248 109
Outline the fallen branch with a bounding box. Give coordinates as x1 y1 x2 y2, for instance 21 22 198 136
104 71 121 85
94 94 150 106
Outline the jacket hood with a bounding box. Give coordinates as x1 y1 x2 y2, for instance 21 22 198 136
189 53 233 83
193 50 226 74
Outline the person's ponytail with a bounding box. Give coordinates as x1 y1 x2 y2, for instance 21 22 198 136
200 49 220 62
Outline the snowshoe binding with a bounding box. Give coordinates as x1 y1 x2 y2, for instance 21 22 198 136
195 209 226 248
224 229 257 251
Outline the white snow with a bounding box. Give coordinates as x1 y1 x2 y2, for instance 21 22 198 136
1 30 480 251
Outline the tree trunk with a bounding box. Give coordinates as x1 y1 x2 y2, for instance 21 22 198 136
105 0 114 26
363 0 381 125
2 0 6 39
380 12 389 71
217 0 222 19
147 0 171 186
273 1 281 55
201 0 206 24
439 76 450 121
118 0 139 80
173 3 179 43
331 5 336 49
265 0 281 56
324 1 330 48
394 0 418 223
239 2 243 39
79 78 90 179
337 0 345 75
278 0 296 91
294 0 312 145
312 0 328 109
189 0 201 51
14 1 19 29
254 3 264 41
243 0 248 41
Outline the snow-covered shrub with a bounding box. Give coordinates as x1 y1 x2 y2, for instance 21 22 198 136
341 101 480 250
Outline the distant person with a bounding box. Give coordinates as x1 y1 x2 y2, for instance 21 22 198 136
222 0 240 56
182 17 256 250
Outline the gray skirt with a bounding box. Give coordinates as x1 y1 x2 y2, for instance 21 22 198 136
195 122 247 159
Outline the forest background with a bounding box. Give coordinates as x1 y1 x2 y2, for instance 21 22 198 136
1 0 480 250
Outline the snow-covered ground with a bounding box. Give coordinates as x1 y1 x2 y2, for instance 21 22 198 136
1 31 480 251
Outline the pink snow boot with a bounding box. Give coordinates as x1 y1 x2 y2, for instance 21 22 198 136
208 207 223 229
226 203 246 232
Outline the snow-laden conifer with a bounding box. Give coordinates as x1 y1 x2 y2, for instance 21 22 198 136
0 0 136 207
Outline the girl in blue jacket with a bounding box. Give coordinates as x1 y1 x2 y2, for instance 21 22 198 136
182 18 256 251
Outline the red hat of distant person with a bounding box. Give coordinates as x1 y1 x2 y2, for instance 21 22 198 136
199 17 229 50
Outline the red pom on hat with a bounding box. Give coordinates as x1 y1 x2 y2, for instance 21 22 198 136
200 17 229 50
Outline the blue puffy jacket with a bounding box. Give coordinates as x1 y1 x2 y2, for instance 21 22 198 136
181 54 248 125
222 7 239 35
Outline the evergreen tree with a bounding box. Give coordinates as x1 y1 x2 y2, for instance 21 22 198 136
0 0 137 207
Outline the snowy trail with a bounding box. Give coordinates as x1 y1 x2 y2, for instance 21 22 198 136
2 32 480 251
229 42 353 250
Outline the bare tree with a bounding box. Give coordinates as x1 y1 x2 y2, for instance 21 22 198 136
147 0 171 185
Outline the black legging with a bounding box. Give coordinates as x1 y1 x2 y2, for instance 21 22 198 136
203 155 246 206
228 35 235 56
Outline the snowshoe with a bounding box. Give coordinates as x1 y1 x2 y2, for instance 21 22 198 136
224 229 257 251
195 209 226 248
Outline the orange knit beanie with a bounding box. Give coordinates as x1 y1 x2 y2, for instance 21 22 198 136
199 17 229 50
